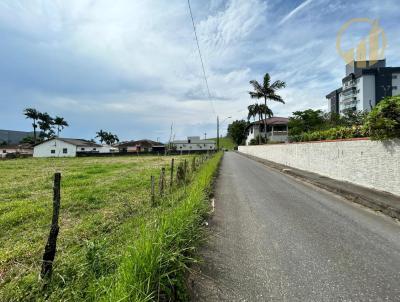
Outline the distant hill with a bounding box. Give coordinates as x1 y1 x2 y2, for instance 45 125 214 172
0 130 34 145
210 136 236 150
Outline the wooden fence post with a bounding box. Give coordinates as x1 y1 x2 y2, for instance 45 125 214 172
192 157 196 172
41 172 61 280
159 168 165 196
151 175 155 206
184 159 187 182
170 158 174 191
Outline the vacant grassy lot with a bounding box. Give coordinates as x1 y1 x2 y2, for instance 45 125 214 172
0 154 221 301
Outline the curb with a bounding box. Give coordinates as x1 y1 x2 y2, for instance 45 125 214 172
238 152 400 220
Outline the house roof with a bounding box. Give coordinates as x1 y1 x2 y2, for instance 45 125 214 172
249 117 289 126
59 138 102 147
118 139 164 148
35 138 101 147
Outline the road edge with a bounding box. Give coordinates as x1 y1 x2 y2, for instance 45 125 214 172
237 152 400 221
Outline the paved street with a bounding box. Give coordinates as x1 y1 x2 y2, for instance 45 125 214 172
191 152 400 301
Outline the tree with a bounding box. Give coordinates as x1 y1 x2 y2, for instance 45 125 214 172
288 109 325 135
249 73 286 140
20 136 35 144
105 132 119 145
23 108 40 144
38 112 55 139
53 116 69 137
341 109 368 126
364 96 400 140
247 104 257 122
227 120 248 146
96 130 119 145
96 130 107 144
247 104 273 144
258 104 273 120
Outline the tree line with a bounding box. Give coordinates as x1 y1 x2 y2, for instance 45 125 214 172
23 108 69 144
23 108 119 145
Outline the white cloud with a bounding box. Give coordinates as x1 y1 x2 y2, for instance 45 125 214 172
0 0 399 140
278 0 314 26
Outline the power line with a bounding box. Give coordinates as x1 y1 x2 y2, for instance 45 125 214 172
187 0 217 117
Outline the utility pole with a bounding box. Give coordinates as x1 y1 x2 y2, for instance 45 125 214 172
204 132 207 140
217 116 219 151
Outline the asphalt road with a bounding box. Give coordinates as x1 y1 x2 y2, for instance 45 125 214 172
190 152 400 301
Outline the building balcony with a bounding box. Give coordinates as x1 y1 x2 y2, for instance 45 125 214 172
341 95 357 102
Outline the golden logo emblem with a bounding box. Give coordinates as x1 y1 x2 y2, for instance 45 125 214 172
336 18 387 67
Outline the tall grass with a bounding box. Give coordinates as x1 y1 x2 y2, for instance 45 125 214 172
98 152 222 301
0 153 222 301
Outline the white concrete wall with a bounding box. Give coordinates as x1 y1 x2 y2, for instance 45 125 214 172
34 139 77 157
239 139 400 196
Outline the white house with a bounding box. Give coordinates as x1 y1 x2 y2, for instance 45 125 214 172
171 136 216 152
33 138 107 157
1 143 33 158
245 117 289 145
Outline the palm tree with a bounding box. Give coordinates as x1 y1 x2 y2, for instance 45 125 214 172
247 104 262 144
38 112 55 139
53 116 69 137
104 132 119 145
96 130 107 144
23 108 39 144
258 104 273 120
249 73 286 141
247 104 257 122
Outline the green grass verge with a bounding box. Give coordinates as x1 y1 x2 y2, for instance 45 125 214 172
209 137 236 150
0 153 222 301
99 152 222 301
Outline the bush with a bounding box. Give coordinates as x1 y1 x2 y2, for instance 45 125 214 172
249 134 267 145
364 96 400 140
289 125 369 142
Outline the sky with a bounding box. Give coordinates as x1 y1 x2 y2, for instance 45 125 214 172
0 0 399 142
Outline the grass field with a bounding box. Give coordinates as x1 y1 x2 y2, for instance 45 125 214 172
0 153 222 301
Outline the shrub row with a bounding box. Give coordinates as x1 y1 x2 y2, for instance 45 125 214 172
289 125 369 142
290 96 400 142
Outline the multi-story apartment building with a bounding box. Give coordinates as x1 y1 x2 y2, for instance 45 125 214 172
326 60 400 114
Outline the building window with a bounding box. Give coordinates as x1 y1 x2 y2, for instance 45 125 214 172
93 148 97 151
63 148 68 154
393 86 398 90
51 150 55 154
393 75 398 79
2 150 6 153
179 146 182 149
81 148 85 151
